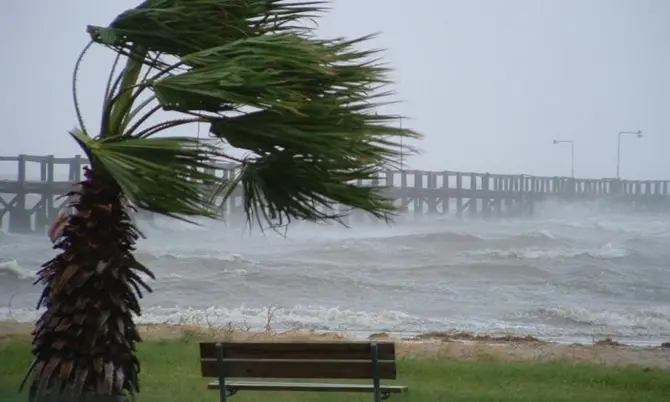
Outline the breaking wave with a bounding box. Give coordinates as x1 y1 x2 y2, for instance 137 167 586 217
521 306 670 337
466 243 631 260
0 258 36 281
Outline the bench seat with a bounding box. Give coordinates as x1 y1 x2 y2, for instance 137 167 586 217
207 380 409 394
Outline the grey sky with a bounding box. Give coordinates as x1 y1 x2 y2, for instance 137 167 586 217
1 0 669 180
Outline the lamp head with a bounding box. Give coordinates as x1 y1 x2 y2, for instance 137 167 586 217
553 139 558 144
636 130 643 137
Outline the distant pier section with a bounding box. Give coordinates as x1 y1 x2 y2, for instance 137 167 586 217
1 154 670 233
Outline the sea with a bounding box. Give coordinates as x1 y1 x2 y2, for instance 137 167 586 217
1 200 669 346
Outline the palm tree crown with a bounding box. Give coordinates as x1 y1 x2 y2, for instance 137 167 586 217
79 0 418 225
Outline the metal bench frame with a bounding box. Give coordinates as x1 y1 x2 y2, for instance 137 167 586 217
200 341 407 402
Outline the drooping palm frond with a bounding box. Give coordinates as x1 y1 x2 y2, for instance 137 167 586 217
70 129 222 222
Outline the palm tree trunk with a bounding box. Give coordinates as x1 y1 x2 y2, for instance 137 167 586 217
25 166 154 402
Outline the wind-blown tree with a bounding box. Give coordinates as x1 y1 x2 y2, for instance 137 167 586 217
22 1 419 401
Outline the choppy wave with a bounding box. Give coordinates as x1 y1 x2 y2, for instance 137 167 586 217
3 210 670 345
390 231 484 243
466 243 630 260
0 258 36 280
354 227 565 246
0 255 210 284
522 306 670 337
136 249 259 265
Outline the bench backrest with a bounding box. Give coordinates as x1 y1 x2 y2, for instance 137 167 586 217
199 341 397 380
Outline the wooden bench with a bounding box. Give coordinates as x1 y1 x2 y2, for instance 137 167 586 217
199 341 408 401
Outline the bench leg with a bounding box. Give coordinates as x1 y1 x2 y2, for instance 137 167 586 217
372 343 381 402
381 392 391 400
216 343 227 402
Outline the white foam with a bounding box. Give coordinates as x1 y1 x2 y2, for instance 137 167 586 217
134 305 442 333
139 250 257 264
536 229 557 240
0 258 36 280
466 242 630 260
161 273 185 280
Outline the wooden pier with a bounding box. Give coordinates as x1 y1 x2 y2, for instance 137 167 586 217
1 154 670 233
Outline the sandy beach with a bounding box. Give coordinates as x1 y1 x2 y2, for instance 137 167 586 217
2 320 669 370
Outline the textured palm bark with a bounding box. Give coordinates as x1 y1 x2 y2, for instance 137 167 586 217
24 167 155 402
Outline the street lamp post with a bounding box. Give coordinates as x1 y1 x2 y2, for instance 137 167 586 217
398 115 404 172
553 139 575 178
616 130 642 179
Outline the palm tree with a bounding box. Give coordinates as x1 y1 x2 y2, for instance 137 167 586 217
21 1 419 401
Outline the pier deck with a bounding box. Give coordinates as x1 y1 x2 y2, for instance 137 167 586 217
1 155 669 233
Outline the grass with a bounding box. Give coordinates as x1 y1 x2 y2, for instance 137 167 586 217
1 336 669 402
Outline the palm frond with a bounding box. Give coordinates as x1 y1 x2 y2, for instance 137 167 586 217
87 0 328 61
224 150 398 228
145 34 387 114
70 130 222 223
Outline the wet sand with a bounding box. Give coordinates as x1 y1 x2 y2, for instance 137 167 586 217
2 321 669 370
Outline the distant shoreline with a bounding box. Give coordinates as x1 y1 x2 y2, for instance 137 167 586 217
3 320 669 369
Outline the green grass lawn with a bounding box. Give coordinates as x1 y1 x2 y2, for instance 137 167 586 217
2 337 669 402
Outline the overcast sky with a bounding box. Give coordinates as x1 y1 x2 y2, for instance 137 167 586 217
1 0 668 180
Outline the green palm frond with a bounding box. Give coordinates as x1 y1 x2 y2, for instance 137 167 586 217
70 129 222 222
149 34 346 113
87 0 327 60
225 150 397 228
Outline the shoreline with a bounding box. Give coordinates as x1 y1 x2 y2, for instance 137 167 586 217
2 316 667 348
2 320 670 370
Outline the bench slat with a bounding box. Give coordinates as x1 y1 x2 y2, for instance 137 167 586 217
200 358 397 379
207 380 409 394
199 341 395 360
